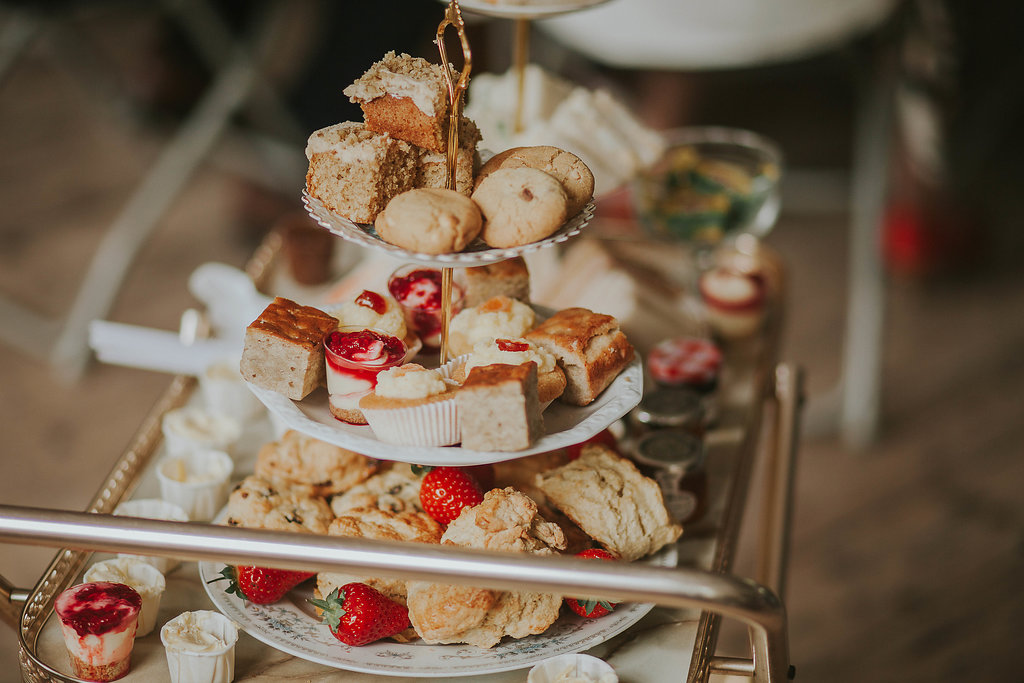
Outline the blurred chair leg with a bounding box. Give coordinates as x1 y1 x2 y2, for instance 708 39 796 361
49 52 261 380
839 34 897 451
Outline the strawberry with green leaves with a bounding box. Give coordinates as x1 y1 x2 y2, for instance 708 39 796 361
309 583 410 646
209 565 314 605
413 465 485 525
565 548 619 618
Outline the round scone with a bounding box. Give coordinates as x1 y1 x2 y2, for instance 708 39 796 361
476 145 595 216
471 168 568 249
375 188 482 255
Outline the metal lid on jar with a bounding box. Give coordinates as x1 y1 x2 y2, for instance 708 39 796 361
631 387 706 429
632 430 704 472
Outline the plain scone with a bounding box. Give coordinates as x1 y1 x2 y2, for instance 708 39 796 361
330 463 423 515
535 445 682 561
224 475 334 535
472 167 568 249
374 187 482 255
316 507 442 608
475 145 595 217
255 430 377 498
525 306 634 406
406 487 565 648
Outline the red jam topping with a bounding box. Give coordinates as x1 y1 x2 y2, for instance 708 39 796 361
388 269 443 311
496 338 530 352
648 337 722 388
354 289 387 314
325 330 405 366
55 582 142 637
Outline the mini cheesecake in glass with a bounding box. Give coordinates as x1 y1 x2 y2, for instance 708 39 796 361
324 327 408 425
55 582 142 681
387 265 465 350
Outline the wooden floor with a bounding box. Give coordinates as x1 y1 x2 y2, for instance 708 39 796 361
2 7 1023 682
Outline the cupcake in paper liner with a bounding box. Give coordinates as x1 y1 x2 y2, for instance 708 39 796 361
84 558 166 637
359 364 460 447
160 610 238 683
113 498 189 573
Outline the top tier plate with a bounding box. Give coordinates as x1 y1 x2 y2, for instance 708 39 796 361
303 191 595 268
453 0 613 20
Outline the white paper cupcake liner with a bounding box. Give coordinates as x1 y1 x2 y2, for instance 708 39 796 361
361 395 461 447
160 610 238 683
527 653 618 683
113 499 189 574
155 450 234 523
84 558 166 637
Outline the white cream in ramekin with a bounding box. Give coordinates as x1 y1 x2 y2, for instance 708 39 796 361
160 610 238 683
528 654 619 683
113 499 189 573
199 359 264 423
84 558 166 637
161 407 242 457
156 450 233 522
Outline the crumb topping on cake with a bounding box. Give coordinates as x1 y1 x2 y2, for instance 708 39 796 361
305 122 396 163
343 51 449 117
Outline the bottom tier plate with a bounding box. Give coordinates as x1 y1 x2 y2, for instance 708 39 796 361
198 544 676 678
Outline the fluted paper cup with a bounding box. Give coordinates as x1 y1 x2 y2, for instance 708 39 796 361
161 610 238 683
113 499 189 573
84 558 166 637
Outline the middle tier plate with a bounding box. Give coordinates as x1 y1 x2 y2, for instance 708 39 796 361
246 355 642 466
303 190 597 268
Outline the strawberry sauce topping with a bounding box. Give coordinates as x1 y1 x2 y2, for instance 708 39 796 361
496 338 530 352
354 290 387 314
55 582 141 637
325 330 405 367
388 269 443 311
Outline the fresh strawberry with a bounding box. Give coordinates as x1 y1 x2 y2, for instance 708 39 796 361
566 429 619 461
209 565 314 605
308 583 410 646
417 466 484 525
565 548 619 618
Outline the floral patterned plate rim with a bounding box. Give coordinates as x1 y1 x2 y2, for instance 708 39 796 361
198 544 676 677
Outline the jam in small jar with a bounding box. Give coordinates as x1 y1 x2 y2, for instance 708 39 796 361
647 337 722 424
324 327 407 421
387 265 465 349
631 430 708 524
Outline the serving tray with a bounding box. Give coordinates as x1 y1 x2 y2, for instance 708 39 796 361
10 234 797 682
